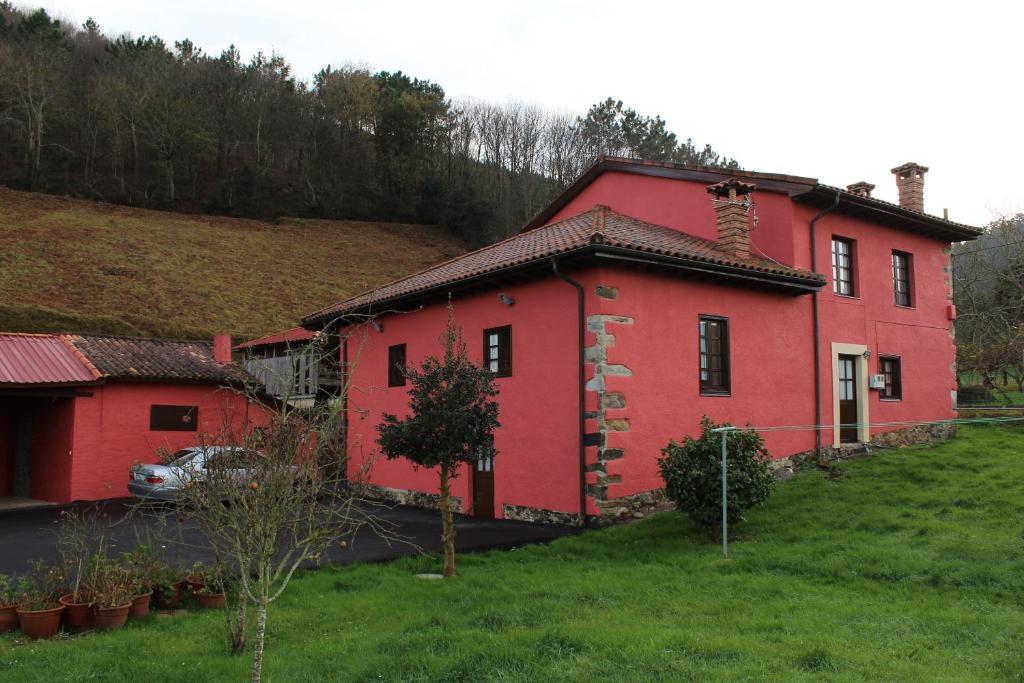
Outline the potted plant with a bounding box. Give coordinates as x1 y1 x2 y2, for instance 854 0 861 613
194 563 231 608
15 560 66 639
151 563 185 610
185 560 208 593
59 556 97 632
0 574 18 633
91 560 134 631
122 547 157 617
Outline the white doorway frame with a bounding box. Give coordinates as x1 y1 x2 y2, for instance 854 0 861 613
830 342 870 447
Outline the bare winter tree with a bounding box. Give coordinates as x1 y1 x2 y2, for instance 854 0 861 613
151 326 393 683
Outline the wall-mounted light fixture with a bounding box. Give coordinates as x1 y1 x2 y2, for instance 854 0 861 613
862 349 872 360
371 320 384 333
497 293 515 306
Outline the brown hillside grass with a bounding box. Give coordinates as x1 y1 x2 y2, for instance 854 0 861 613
0 187 466 339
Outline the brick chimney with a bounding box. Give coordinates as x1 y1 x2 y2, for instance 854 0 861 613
846 181 875 198
213 333 232 365
891 162 928 212
707 178 756 258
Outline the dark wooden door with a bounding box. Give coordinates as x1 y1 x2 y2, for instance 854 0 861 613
472 456 494 519
838 354 859 444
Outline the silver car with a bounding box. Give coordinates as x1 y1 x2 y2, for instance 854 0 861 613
128 446 249 501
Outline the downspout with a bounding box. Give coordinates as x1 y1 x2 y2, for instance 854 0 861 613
551 258 587 526
810 190 841 462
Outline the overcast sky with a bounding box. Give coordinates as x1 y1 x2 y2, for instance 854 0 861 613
39 0 1020 227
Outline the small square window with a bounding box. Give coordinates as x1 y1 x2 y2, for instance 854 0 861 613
387 344 406 387
483 326 511 377
880 356 902 400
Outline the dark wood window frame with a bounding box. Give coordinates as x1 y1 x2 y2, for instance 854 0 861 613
150 405 198 432
483 325 512 378
831 236 856 297
879 355 902 401
892 250 913 307
387 344 407 387
699 315 730 395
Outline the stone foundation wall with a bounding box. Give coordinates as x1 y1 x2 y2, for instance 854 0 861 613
792 421 958 465
359 483 463 513
502 504 581 526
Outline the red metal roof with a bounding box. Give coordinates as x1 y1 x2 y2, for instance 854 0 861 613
234 326 315 350
0 334 100 385
303 205 825 324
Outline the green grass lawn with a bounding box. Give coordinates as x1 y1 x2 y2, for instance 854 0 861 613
3 425 1024 682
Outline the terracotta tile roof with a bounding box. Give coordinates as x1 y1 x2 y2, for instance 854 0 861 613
234 326 315 350
0 333 100 385
304 206 824 324
67 335 250 384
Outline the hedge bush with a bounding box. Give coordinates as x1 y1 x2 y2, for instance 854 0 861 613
658 416 775 533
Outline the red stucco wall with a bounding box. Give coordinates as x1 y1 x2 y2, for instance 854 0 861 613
344 275 580 518
67 383 260 502
547 170 798 265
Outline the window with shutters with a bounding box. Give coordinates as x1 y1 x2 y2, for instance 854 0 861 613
880 356 902 400
387 344 406 387
150 405 198 432
892 251 912 307
831 236 855 296
699 316 730 395
483 326 512 377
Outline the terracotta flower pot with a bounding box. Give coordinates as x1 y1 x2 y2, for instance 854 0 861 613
153 581 184 610
94 603 131 631
0 605 18 633
59 594 95 632
129 590 153 618
185 576 205 593
17 604 64 639
196 592 225 608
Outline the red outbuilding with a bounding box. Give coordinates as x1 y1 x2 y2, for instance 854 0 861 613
0 333 262 505
303 157 981 525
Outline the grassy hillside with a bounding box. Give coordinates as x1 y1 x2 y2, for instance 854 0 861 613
0 187 466 339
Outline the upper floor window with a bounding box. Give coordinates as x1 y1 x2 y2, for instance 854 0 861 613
879 356 902 400
892 251 912 307
483 326 512 377
387 344 406 387
831 237 855 296
699 316 730 395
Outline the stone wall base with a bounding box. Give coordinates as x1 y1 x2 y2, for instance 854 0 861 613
502 504 581 526
359 483 463 513
791 421 958 465
592 488 668 525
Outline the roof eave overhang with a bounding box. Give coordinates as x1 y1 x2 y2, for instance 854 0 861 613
304 245 824 326
796 187 982 242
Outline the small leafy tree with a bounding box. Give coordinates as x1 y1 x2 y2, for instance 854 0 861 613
658 417 774 533
377 307 500 578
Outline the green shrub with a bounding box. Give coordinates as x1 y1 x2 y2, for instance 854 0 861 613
658 416 775 533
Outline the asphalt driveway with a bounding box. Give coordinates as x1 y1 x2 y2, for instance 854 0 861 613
0 499 577 576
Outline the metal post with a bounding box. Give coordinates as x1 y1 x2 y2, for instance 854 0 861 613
721 429 728 559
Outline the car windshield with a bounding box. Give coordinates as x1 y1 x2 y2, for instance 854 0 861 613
170 449 202 466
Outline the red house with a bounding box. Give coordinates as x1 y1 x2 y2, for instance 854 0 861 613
303 157 980 524
0 333 261 505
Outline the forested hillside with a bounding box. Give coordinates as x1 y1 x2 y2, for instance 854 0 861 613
0 186 464 339
0 5 737 246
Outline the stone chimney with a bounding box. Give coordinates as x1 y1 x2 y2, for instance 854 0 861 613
891 162 928 213
707 178 756 258
846 181 875 198
213 333 232 365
